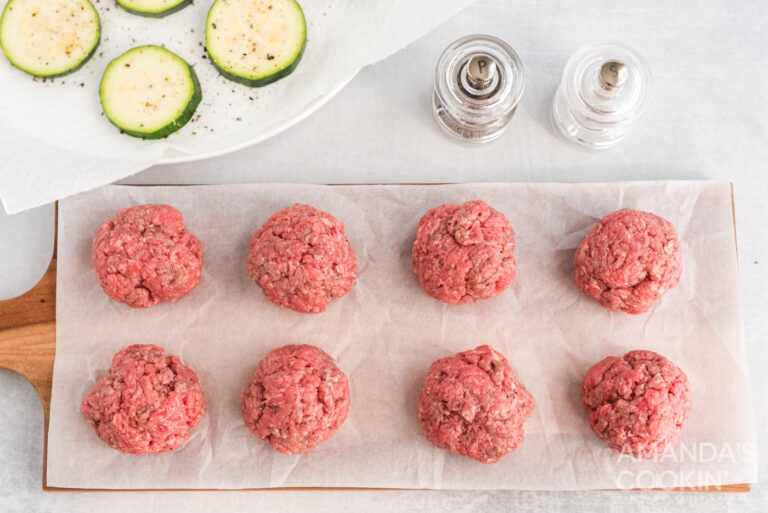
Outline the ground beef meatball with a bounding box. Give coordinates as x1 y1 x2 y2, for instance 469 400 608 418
582 349 691 459
92 204 203 308
412 200 516 304
417 345 534 463
574 208 682 314
81 344 207 455
241 344 350 455
247 204 357 313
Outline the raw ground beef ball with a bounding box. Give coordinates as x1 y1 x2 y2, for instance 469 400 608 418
573 208 682 314
241 344 350 455
92 204 203 308
81 344 207 455
582 349 691 459
417 344 534 463
247 204 357 313
412 200 516 304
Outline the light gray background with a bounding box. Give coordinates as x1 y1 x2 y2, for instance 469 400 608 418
1 0 766 511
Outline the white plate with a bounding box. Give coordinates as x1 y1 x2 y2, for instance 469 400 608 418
0 0 481 214
158 73 357 165
0 0 351 164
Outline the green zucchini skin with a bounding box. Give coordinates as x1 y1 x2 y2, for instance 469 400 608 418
209 42 305 88
99 45 202 140
205 0 306 87
116 0 193 18
0 0 101 78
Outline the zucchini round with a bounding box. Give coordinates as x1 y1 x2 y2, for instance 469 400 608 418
99 45 202 139
205 0 306 87
0 0 100 78
116 0 192 18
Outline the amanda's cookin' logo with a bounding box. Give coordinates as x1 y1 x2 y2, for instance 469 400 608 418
614 442 756 490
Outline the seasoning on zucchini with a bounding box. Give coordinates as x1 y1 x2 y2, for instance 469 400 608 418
99 45 202 140
116 0 192 18
0 0 100 78
205 0 306 87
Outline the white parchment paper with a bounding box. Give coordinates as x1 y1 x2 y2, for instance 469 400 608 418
47 181 757 490
0 1 477 214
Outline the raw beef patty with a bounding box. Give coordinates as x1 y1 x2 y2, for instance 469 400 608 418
574 208 682 314
247 204 357 313
81 344 207 454
92 204 203 308
582 349 691 459
241 344 350 454
412 200 516 304
417 344 534 463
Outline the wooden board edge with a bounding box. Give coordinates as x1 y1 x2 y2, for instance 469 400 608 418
40 483 752 493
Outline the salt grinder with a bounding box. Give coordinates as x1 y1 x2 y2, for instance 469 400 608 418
433 35 525 143
551 42 652 149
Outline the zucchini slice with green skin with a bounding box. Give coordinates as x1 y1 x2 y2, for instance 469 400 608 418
116 0 193 18
0 0 100 78
99 45 202 140
205 0 306 87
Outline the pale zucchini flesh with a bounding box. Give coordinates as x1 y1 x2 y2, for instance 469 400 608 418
205 0 306 87
99 45 201 139
116 0 192 18
0 0 100 78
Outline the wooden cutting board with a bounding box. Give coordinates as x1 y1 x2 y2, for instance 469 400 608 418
0 256 56 489
0 212 750 493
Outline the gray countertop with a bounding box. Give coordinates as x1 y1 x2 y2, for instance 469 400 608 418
1 0 766 510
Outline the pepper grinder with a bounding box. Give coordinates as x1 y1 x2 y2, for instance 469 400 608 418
433 35 525 143
551 42 652 150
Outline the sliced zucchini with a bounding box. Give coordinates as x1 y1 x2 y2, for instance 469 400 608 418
99 45 202 140
205 0 306 87
116 0 192 18
0 0 100 78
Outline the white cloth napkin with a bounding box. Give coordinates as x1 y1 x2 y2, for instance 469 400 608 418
0 0 477 214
